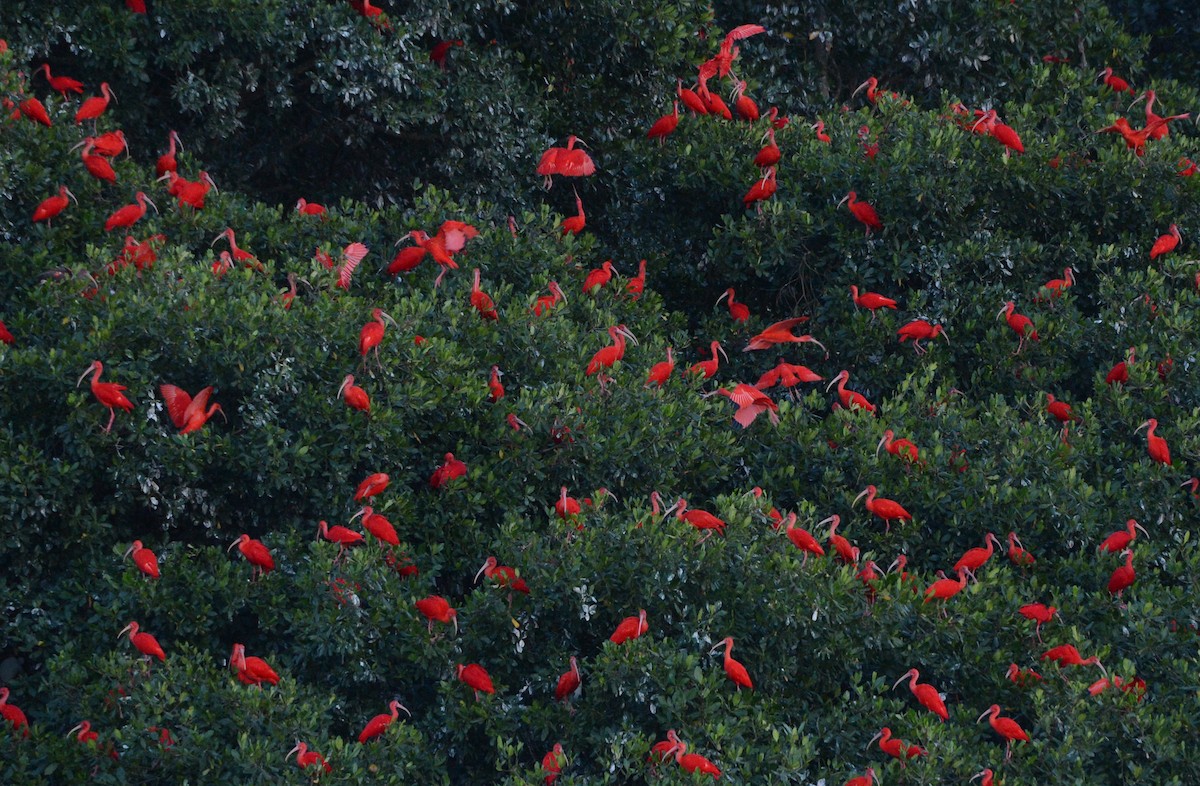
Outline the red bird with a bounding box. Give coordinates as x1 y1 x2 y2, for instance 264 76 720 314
19 97 53 127
357 699 409 743
1017 603 1058 641
742 167 777 207
609 609 648 644
1149 224 1181 260
586 324 637 378
124 540 159 578
554 657 581 701
645 347 676 387
1097 66 1131 93
555 486 581 520
625 258 648 300
755 126 781 168
844 768 878 786
92 130 129 157
783 513 825 565
744 317 823 353
828 371 876 415
351 506 399 547
716 288 750 322
287 741 332 774
337 374 370 413
532 280 567 316
1006 663 1043 686
755 359 822 390
36 63 84 96
892 668 949 721
295 198 326 217
104 191 156 232
664 736 722 779
75 82 116 125
119 621 165 662
896 320 947 354
230 643 279 686
826 515 856 564
732 79 759 121
430 452 468 489
457 663 495 700
1041 643 1105 672
32 185 77 224
77 360 134 433
840 191 883 234
74 138 116 183
876 429 919 463
849 285 897 315
667 498 727 544
0 320 12 346
582 260 617 295
1099 519 1147 553
1135 418 1171 465
687 340 728 379
317 519 364 561
954 532 1002 576
0 688 30 738
1008 531 1035 566
229 534 274 578
869 727 926 763
708 383 780 428
647 100 680 142
536 135 596 188
1107 549 1136 597
156 130 183 177
160 384 223 434
414 596 458 635
977 704 1030 761
710 636 753 689
470 268 499 319
475 556 531 594
560 190 586 235
542 743 565 784
359 308 397 364
354 472 390 501
487 365 505 402
1040 267 1075 299
998 301 1038 353
1106 346 1136 385
923 568 970 609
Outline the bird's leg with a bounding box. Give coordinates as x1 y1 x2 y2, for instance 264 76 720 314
105 408 116 433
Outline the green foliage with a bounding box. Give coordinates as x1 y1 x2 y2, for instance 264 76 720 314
1 3 1199 785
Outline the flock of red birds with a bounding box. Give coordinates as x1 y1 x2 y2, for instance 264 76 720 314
2 15 1198 785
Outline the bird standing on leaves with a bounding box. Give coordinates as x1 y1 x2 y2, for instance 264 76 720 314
78 361 134 433
125 540 159 578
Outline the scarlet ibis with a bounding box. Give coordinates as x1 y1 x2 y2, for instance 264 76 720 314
1098 519 1147 553
811 119 832 143
1017 603 1058 642
954 533 1002 577
104 191 157 232
1040 267 1075 298
998 301 1038 353
708 383 780 428
358 308 397 367
586 324 637 378
457 663 495 700
19 97 53 127
357 699 410 743
354 472 389 501
710 636 753 689
414 596 457 636
338 374 370 413
868 727 926 763
876 429 919 463
678 79 707 114
36 63 84 96
351 507 399 547
68 720 99 746
664 736 722 779
536 135 595 188
555 486 581 520
73 137 116 182
978 704 1029 761
430 452 468 489
647 101 679 142
923 568 970 611
783 513 824 565
970 768 995 786
475 556 531 594
844 768 879 786
160 384 223 434
852 76 883 104
839 191 883 234
317 520 364 561
0 320 12 346
1041 644 1105 674
560 190 586 235
0 688 30 737
287 741 331 774
665 499 726 543
896 320 947 354
486 365 505 402
824 515 856 564
687 340 727 379
542 742 565 784
532 280 567 316
1135 418 1171 465
893 668 949 721
623 258 647 300
849 285 897 315
1107 549 1136 597
125 540 159 578
555 657 581 701
92 130 129 157
75 82 115 125
707 23 765 80
743 167 777 207
609 609 648 644
230 643 279 686
645 347 675 387
1149 224 1181 260
1106 346 1136 385
229 534 274 578
754 127 781 168
1007 532 1035 566
470 268 499 319
755 359 822 390
119 621 165 662
582 260 617 295
32 185 77 224
716 288 750 322
211 228 259 269
156 130 183 177
1097 66 1131 93
1006 663 1043 685
295 198 326 217
732 79 759 121
77 361 134 433
828 371 877 415
1130 89 1185 141
854 485 911 532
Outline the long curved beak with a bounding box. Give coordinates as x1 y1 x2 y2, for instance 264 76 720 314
975 709 990 723
816 515 838 529
875 435 887 457
396 701 412 718
618 326 639 346
144 195 159 214
852 488 868 507
851 80 871 99
76 363 96 387
661 500 681 521
123 543 135 558
867 731 882 748
474 561 489 584
67 722 84 738
836 195 850 208
887 557 903 573
1133 522 1149 538
68 138 92 153
717 343 729 362
715 291 729 306
1134 420 1150 434
337 377 352 398
210 231 226 247
226 538 240 553
65 188 78 205
286 742 301 760
117 623 133 639
996 305 1008 319
380 310 398 327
